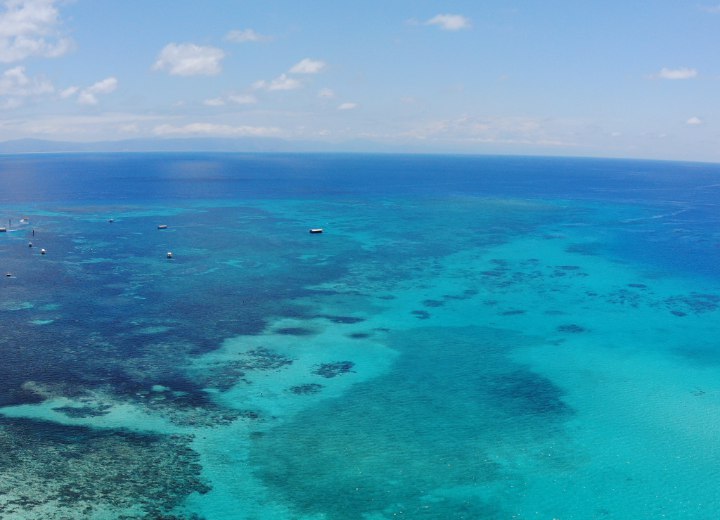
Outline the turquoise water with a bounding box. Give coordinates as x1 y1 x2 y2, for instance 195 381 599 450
1 154 720 518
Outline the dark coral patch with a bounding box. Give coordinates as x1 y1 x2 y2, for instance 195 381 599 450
275 327 315 336
422 299 444 308
411 310 430 320
664 293 720 314
238 410 262 420
199 347 293 391
244 347 294 370
53 404 112 418
489 370 570 416
670 310 687 317
0 422 209 518
317 315 366 324
565 243 600 255
500 309 526 316
313 361 355 378
289 383 324 395
481 270 505 277
627 283 647 289
606 289 642 307
557 324 587 333
348 333 371 339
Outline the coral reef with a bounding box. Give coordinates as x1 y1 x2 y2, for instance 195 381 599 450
0 422 209 519
288 383 324 395
313 362 355 378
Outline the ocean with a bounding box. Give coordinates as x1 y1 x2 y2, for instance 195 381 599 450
1 152 719 519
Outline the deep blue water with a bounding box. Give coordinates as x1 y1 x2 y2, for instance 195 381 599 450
3 152 720 202
1 153 720 519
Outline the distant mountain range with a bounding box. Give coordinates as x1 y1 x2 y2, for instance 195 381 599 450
0 137 408 155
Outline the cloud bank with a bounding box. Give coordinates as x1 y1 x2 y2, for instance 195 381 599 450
425 14 471 31
0 0 72 62
153 43 225 76
61 76 118 105
0 65 52 96
289 58 326 74
254 73 302 91
656 67 697 80
77 77 117 105
153 123 280 137
225 28 271 43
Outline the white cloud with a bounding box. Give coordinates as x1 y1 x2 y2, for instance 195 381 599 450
396 115 577 148
225 28 271 43
656 67 697 80
700 4 720 13
77 76 117 105
318 88 334 98
0 0 72 63
203 97 225 107
0 65 52 95
337 102 357 110
86 76 117 95
0 112 162 139
119 123 140 134
254 73 302 91
228 94 257 104
60 77 117 105
205 94 257 106
252 59 325 94
289 58 326 74
153 123 280 137
59 85 77 98
425 14 471 31
686 116 703 125
153 43 225 76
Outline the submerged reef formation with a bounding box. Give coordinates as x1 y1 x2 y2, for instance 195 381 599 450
663 293 720 315
288 383 324 395
0 421 209 519
52 404 112 418
250 327 572 520
557 324 587 334
313 361 355 378
195 346 294 391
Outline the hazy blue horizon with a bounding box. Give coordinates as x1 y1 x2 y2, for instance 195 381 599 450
2 142 720 168
1 1 719 162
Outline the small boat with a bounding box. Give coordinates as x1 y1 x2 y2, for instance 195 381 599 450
309 228 323 234
0 228 6 232
157 224 168 230
108 218 115 223
40 248 47 255
166 251 173 259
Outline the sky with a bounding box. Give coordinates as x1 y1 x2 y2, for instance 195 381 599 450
0 0 719 161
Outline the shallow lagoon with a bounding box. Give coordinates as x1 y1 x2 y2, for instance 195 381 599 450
1 153 720 518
